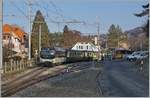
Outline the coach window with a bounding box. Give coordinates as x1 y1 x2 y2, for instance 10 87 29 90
81 46 83 49
87 46 88 49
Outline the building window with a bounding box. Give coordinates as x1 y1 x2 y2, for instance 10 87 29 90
76 46 78 49
81 46 83 49
3 36 6 40
7 36 10 39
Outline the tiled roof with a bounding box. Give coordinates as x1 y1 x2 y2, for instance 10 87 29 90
3 24 27 40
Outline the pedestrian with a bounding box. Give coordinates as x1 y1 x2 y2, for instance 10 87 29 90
66 67 69 72
101 55 104 61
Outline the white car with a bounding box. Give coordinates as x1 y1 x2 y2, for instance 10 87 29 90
127 51 149 61
136 51 149 60
126 51 141 61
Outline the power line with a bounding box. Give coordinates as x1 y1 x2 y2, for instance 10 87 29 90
9 0 28 19
48 0 64 18
33 0 62 23
5 0 98 35
34 0 63 20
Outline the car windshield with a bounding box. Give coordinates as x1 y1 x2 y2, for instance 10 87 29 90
132 52 140 55
141 52 149 56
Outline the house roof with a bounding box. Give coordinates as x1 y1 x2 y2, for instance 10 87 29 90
3 24 27 40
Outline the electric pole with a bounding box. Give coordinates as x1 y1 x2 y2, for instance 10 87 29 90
28 0 32 61
96 16 101 60
140 40 143 51
106 36 108 49
39 24 41 55
97 22 101 60
0 0 3 71
55 22 60 32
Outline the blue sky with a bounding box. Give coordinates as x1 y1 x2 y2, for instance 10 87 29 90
3 0 149 35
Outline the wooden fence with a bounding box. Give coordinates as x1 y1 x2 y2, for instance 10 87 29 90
3 59 35 74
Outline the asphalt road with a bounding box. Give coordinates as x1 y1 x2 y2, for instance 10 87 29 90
99 60 149 97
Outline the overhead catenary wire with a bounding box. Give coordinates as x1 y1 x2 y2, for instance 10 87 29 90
48 0 64 19
33 0 64 21
9 0 28 19
4 0 99 35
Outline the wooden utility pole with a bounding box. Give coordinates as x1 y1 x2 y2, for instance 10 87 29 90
0 0 3 71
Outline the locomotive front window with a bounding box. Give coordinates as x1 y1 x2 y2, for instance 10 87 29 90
40 50 55 59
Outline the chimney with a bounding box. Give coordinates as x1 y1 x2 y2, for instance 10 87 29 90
94 36 98 45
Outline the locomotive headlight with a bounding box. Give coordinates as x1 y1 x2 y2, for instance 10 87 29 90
50 52 54 55
50 50 55 55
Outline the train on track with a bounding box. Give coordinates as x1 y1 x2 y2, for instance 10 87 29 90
39 47 99 66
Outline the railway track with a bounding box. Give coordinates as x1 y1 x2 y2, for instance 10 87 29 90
2 67 43 86
1 67 47 97
63 62 92 74
1 66 65 97
2 61 95 97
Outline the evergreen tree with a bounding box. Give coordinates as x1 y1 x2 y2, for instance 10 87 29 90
134 3 149 50
107 24 127 48
107 24 119 48
134 3 149 37
31 10 52 57
63 25 69 33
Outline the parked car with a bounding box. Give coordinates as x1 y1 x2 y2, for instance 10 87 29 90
126 51 141 61
123 52 133 59
135 51 149 60
127 51 149 61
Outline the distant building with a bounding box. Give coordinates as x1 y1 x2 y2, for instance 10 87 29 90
3 24 28 53
119 42 129 49
71 42 100 52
